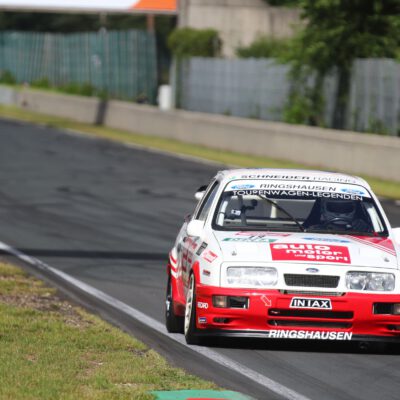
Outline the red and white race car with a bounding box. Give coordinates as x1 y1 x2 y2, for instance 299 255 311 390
165 169 400 345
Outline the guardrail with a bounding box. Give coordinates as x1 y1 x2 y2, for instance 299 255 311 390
1 85 399 183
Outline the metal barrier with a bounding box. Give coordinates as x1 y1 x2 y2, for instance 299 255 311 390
178 57 400 136
0 30 158 103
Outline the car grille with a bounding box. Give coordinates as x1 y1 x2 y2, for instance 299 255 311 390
284 274 340 288
268 309 353 319
279 290 344 297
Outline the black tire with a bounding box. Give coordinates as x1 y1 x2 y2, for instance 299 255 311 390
184 273 203 345
165 274 184 333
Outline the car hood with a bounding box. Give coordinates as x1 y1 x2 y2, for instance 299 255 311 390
213 231 399 269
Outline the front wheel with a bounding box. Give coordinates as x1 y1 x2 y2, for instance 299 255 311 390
184 273 203 345
165 274 183 333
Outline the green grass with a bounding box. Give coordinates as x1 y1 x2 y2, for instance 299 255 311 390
0 263 217 400
0 104 399 199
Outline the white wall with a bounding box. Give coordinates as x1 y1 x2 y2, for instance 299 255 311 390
178 0 302 57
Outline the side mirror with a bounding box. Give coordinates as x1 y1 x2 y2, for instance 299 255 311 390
392 228 400 245
194 185 208 201
187 219 204 238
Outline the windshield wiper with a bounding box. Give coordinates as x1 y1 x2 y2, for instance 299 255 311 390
258 195 305 232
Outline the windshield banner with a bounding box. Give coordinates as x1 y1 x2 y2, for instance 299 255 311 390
225 180 370 200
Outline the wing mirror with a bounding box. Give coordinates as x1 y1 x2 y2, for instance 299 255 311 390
187 219 204 238
392 228 400 245
194 185 208 201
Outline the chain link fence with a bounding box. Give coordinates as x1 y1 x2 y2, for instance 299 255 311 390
177 57 400 135
0 30 157 103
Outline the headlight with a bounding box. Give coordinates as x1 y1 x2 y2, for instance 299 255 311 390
346 272 395 291
226 267 278 287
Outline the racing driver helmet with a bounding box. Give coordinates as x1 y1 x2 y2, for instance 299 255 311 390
320 199 356 223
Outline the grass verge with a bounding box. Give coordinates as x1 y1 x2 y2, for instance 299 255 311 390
0 262 217 399
0 104 399 199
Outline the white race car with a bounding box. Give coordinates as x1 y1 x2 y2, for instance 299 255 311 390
165 169 400 345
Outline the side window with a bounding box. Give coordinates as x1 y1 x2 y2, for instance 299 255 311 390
196 182 220 221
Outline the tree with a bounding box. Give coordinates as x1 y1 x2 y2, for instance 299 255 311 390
288 0 400 129
168 28 221 58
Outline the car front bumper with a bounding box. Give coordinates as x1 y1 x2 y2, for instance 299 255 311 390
195 284 400 341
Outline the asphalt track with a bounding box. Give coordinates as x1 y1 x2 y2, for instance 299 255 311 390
2 118 400 400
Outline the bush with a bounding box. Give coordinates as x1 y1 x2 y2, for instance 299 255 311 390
60 82 95 97
168 28 221 58
236 36 291 59
0 70 16 84
31 77 51 89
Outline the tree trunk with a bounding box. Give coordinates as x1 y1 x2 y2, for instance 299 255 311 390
332 66 351 130
309 72 324 126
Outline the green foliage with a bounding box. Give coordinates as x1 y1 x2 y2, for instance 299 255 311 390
285 0 400 129
293 0 400 74
60 82 96 97
0 70 16 84
236 36 292 59
31 77 51 89
168 28 221 58
283 92 313 125
367 118 389 135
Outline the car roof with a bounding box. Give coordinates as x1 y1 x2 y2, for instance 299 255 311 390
216 168 370 189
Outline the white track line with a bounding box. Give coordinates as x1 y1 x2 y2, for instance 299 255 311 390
0 240 311 400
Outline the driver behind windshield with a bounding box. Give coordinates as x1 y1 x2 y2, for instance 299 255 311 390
303 198 372 232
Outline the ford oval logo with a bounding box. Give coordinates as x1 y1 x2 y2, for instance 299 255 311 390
306 268 319 273
231 184 255 190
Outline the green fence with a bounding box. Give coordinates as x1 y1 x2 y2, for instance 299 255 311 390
0 30 158 103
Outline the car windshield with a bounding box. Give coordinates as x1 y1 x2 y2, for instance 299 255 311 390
213 180 387 236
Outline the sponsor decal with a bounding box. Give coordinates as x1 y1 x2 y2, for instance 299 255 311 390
261 295 272 307
202 269 211 277
341 188 365 196
197 302 209 309
196 242 208 256
185 237 198 251
259 183 338 192
270 243 351 264
231 184 255 190
198 317 207 324
238 174 359 184
232 189 363 201
230 209 242 216
303 237 350 243
202 250 218 263
290 297 332 309
223 232 289 243
236 232 291 237
223 236 278 243
267 330 352 340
